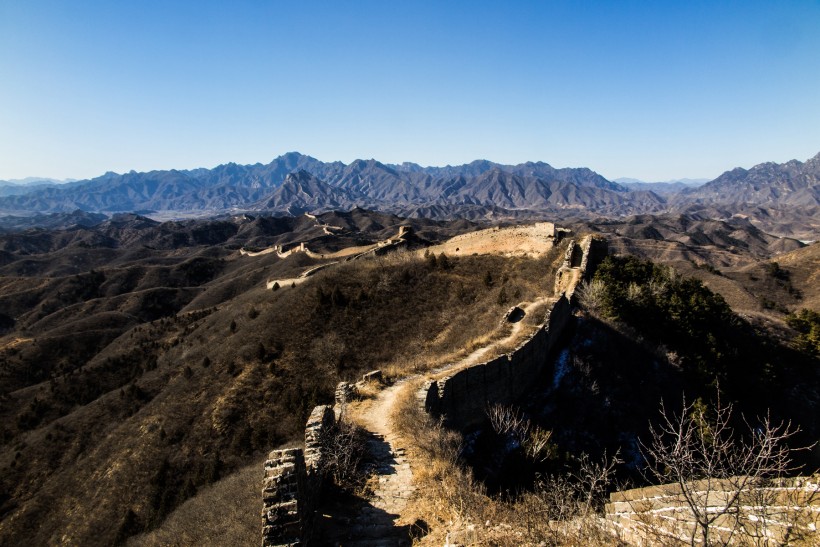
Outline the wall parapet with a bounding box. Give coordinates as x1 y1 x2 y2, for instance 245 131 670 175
605 475 820 545
261 448 306 546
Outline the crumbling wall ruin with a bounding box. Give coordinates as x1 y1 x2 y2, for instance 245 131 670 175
261 405 336 546
554 234 607 299
418 295 571 429
261 448 305 546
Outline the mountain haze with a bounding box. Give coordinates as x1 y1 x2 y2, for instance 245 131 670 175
1 152 818 238
0 154 651 218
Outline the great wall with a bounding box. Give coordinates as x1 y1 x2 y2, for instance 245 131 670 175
604 476 820 545
259 224 820 545
245 225 412 290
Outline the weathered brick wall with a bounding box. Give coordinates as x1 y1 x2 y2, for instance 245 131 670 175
554 235 607 298
419 234 604 431
261 405 336 546
605 476 820 545
261 448 306 547
420 295 571 429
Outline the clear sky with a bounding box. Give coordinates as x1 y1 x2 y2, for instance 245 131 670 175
1 0 819 182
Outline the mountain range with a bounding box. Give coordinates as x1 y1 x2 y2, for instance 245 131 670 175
0 177 77 198
1 151 818 238
614 178 709 194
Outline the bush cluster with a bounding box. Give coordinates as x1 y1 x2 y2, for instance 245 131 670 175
592 256 740 386
786 308 820 356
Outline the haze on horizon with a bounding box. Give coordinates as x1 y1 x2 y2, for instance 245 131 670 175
1 1 819 183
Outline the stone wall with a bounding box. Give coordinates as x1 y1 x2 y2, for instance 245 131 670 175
304 405 334 473
419 233 606 431
261 405 336 546
419 295 571 429
605 476 820 545
554 234 608 299
261 448 305 547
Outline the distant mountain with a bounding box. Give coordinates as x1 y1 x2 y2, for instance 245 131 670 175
0 153 659 219
0 177 77 186
680 152 820 207
0 177 78 198
253 171 371 214
616 178 709 195
0 152 817 238
615 177 709 185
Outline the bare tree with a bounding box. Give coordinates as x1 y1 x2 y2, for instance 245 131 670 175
576 278 607 315
487 403 555 463
639 394 812 546
319 416 367 491
514 450 622 545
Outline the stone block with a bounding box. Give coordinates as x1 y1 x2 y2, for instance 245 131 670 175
362 370 383 384
334 381 357 407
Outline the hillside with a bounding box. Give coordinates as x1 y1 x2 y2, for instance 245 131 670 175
0 211 561 545
0 210 817 546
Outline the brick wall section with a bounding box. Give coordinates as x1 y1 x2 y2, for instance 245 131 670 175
304 405 334 473
261 405 336 546
261 448 306 547
419 234 606 431
554 235 607 299
605 476 820 545
420 295 571 429
579 235 607 277
334 382 356 411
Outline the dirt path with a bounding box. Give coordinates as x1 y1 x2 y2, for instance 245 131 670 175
342 296 555 543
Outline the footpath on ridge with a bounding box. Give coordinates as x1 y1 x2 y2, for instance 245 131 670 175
261 226 594 547
322 296 557 545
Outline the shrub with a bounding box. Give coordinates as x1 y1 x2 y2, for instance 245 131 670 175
592 256 742 387
786 309 820 356
320 417 368 491
576 279 607 315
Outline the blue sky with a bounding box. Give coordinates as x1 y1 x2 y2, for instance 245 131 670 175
1 0 819 181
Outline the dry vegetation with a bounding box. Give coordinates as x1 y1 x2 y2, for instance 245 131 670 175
390 381 625 546
126 457 264 547
0 220 561 545
2 211 817 546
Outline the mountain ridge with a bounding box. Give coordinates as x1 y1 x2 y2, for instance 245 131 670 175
0 152 817 239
